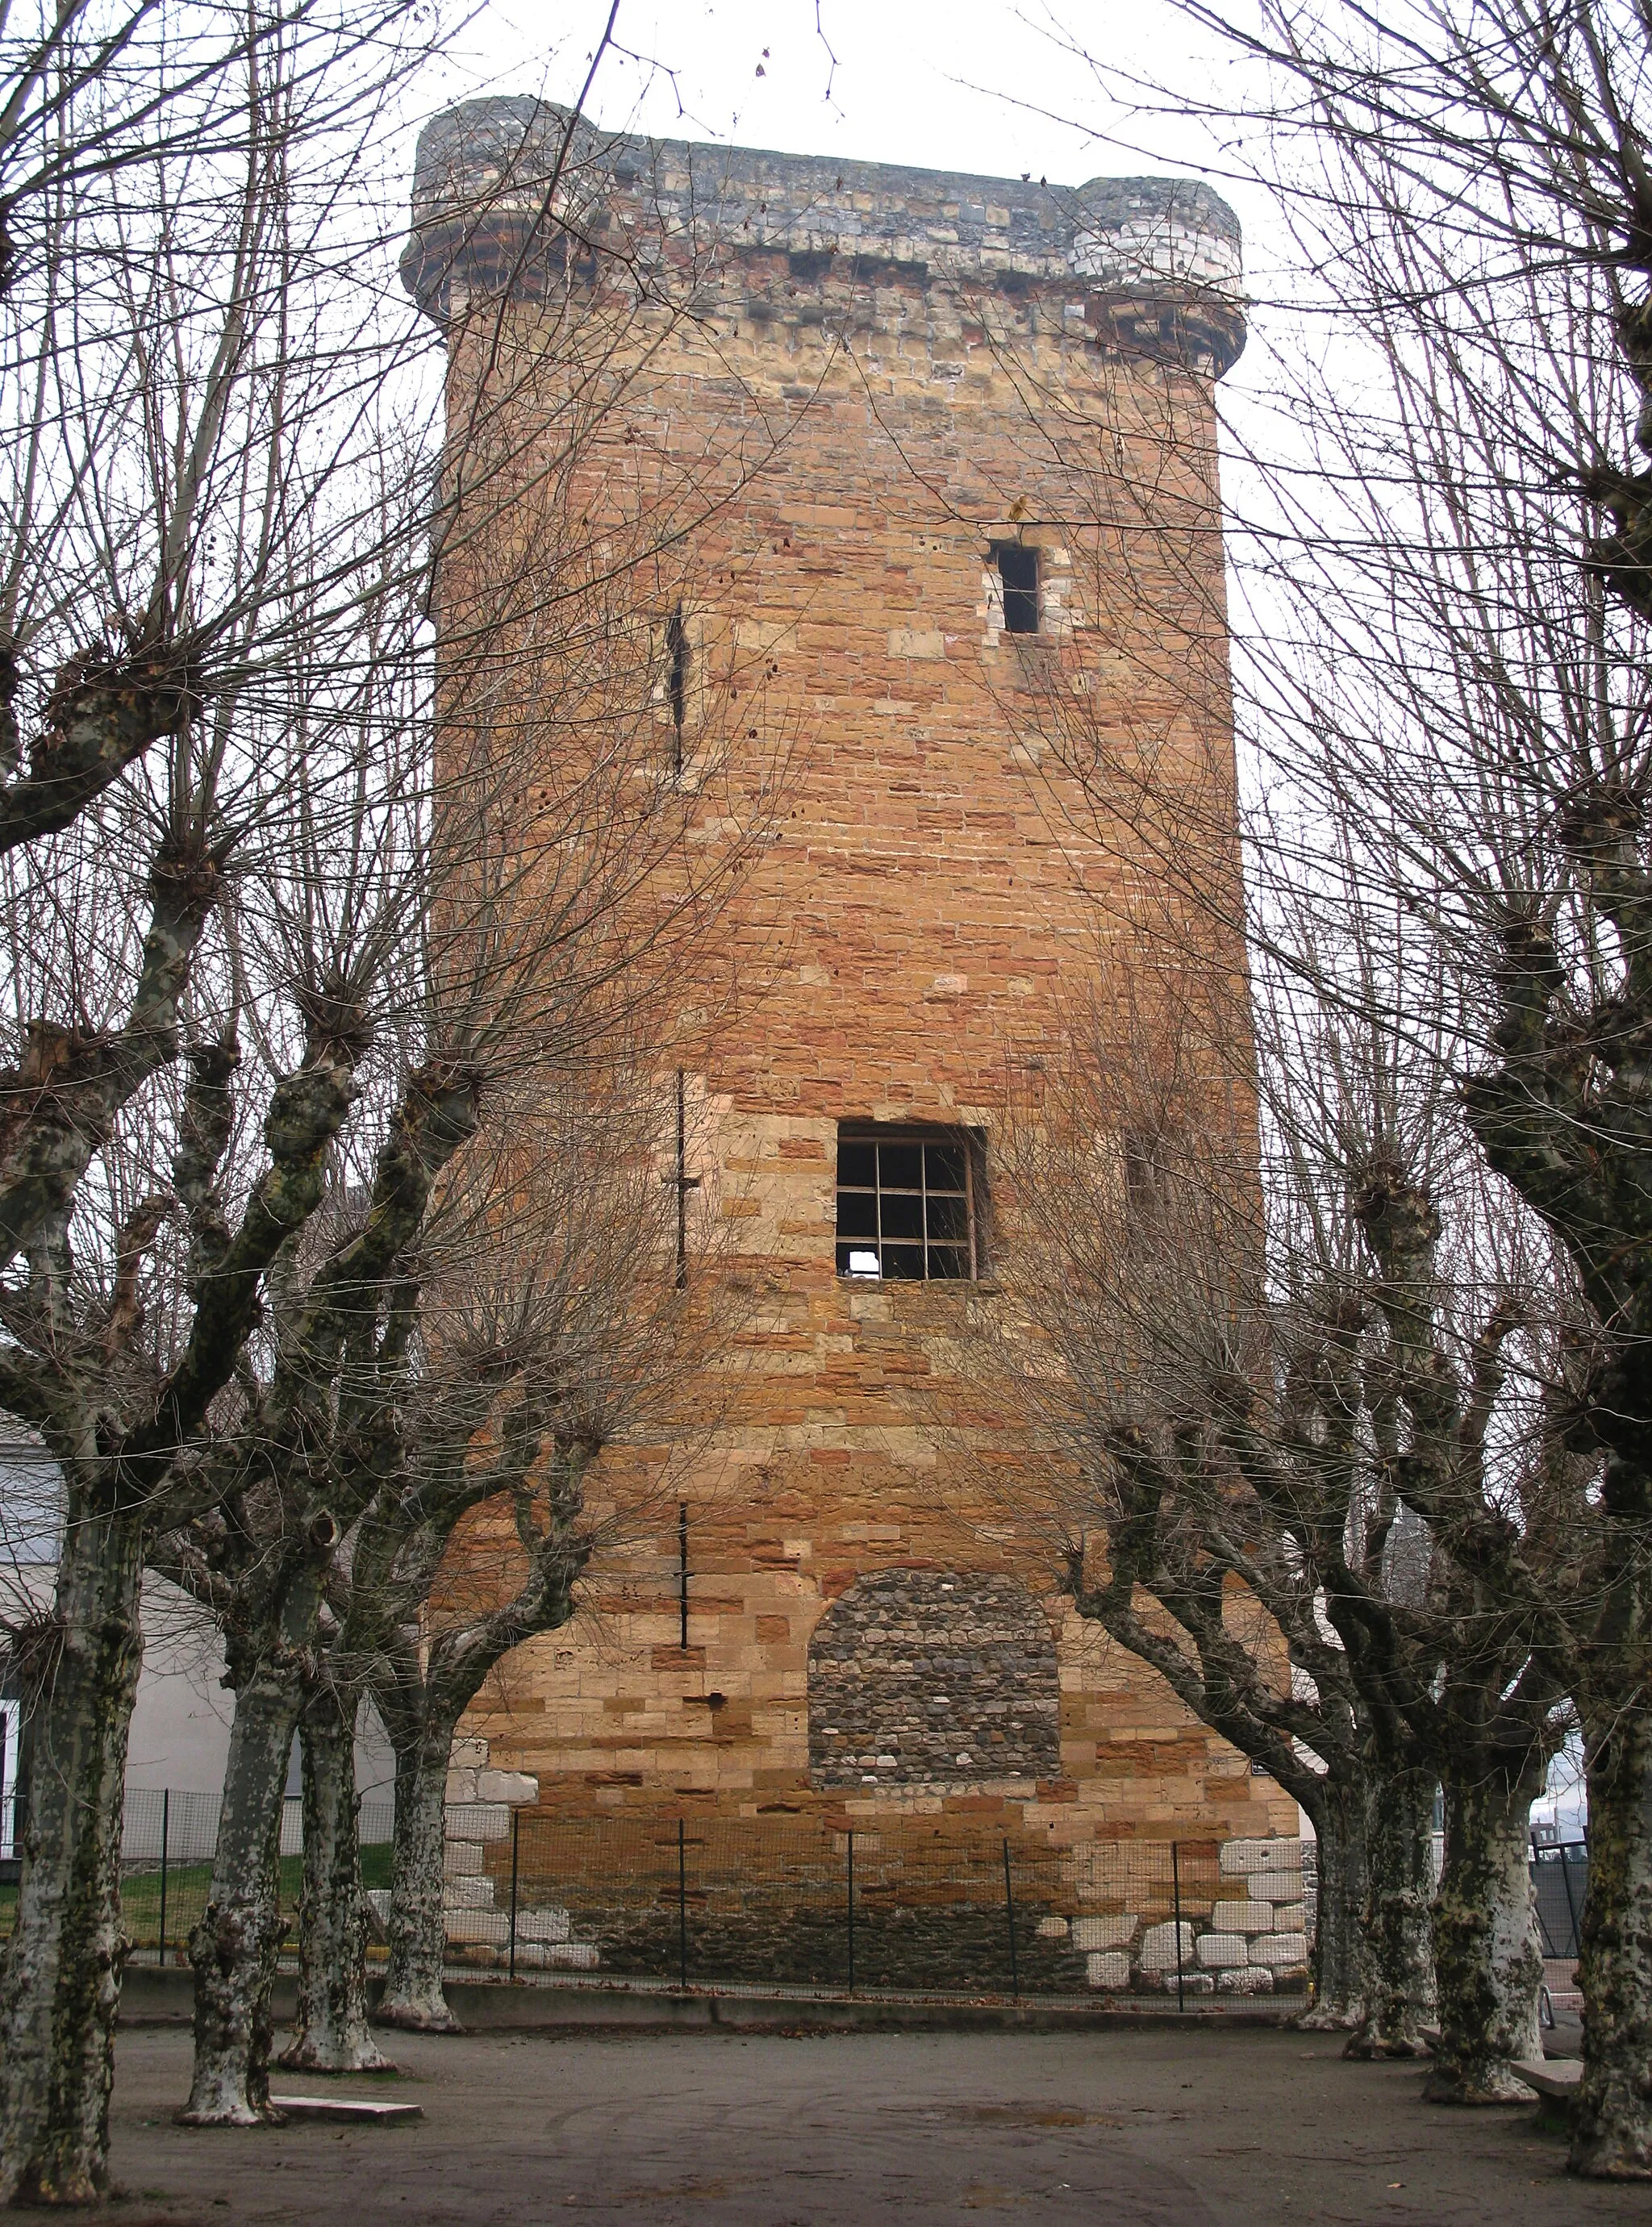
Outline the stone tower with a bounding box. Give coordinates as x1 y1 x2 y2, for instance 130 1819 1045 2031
404 102 1294 1858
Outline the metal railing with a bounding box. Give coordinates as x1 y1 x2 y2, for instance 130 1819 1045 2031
440 1814 1317 2006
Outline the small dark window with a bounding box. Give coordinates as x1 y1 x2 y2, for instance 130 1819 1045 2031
991 540 1040 635
836 1125 983 1280
665 603 690 772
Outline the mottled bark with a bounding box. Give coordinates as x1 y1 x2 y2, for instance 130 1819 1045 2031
376 1718 462 2034
279 1684 393 2075
0 1504 143 2203
178 1669 302 2126
1297 1784 1366 2031
1346 1759 1437 2059
1570 1705 1652 2176
1423 1763 1544 2104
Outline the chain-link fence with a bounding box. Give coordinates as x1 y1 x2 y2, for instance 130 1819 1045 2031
1532 1841 1588 1960
443 1816 1316 2006
0 1786 394 1964
0 1798 1595 2010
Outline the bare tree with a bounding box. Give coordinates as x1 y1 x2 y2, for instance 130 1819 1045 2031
977 921 1567 2092
963 0 1652 2174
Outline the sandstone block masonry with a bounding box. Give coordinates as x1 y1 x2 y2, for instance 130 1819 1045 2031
409 103 1295 1860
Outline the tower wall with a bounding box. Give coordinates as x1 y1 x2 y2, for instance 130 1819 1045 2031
409 106 1295 1855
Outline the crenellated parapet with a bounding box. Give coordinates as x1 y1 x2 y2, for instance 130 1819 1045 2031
402 98 1245 377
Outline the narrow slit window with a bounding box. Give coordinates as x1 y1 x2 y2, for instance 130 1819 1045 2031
991 540 1040 635
836 1125 983 1281
665 603 689 771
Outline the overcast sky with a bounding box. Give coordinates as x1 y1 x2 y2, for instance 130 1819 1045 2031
429 2 1263 238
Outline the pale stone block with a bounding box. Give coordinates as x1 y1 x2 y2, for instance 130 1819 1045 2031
888 628 945 659
514 1907 571 1944
443 1879 495 1912
478 1768 539 1806
1254 1874 1304 1905
1218 1966 1274 1993
1254 1933 1308 1967
1138 1919 1196 1971
1035 1916 1069 1940
1086 1951 1130 1991
1071 1915 1136 1953
1212 1900 1273 1934
448 1802 510 1842
1195 1932 1249 1970
1220 1839 1304 1878
443 1909 507 1943
546 1942 600 1970
442 1840 482 1877
444 1767 479 1804
1272 1903 1307 1933
448 1737 488 1768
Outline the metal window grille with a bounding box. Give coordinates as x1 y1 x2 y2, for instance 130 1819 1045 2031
835 1128 978 1281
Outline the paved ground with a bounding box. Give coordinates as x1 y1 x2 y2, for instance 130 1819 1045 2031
36 2023 1646 2225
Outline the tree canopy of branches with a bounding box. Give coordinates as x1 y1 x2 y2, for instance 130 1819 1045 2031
988 0 1652 2178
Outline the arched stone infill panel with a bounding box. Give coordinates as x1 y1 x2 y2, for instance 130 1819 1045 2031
807 1569 1061 1789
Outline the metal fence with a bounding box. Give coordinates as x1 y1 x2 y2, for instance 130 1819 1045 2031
443 1816 1316 2006
0 1786 394 1965
0 1798 1592 2006
1532 1841 1588 1960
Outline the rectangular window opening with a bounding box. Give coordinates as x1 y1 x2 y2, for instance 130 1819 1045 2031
665 603 690 773
991 540 1041 636
836 1124 987 1281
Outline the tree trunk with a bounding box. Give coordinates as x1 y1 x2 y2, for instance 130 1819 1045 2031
178 1665 302 2125
1297 1779 1366 2030
277 1683 394 2075
1423 1761 1544 2103
1346 1758 1437 2059
0 1502 144 2204
375 1716 463 2034
1569 1702 1652 2178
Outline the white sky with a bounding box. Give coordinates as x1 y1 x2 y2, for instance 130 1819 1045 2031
428 2 1267 244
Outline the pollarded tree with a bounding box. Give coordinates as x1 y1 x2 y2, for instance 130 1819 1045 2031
982 932 1567 2088
980 0 1652 2173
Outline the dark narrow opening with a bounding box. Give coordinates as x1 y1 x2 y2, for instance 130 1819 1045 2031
991 541 1040 635
665 603 689 771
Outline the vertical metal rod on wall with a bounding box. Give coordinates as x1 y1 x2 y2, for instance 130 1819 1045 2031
846 1829 855 1997
1171 1841 1186 2013
678 1502 690 1650
508 1809 520 1982
156 1789 169 1967
1002 1837 1020 2002
678 1818 689 1991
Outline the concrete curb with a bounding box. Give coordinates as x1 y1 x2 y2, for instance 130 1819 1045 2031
117 1964 1299 2037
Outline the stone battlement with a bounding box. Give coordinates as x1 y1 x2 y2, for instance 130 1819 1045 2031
403 98 1245 374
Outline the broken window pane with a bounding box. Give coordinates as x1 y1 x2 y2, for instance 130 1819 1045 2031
926 1142 966 1191
879 1142 923 1190
926 1192 969 1241
838 1141 876 1187
880 1193 923 1240
836 1191 877 1239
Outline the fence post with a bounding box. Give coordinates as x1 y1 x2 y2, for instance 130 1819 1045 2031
1002 1837 1020 2003
678 1818 688 1991
508 1808 520 1983
156 1789 169 1968
1171 1841 1186 2014
1558 1841 1583 1960
846 1829 855 1997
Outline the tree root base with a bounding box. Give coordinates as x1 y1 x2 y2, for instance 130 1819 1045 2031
1420 2068 1530 2106
373 2002 465 2036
